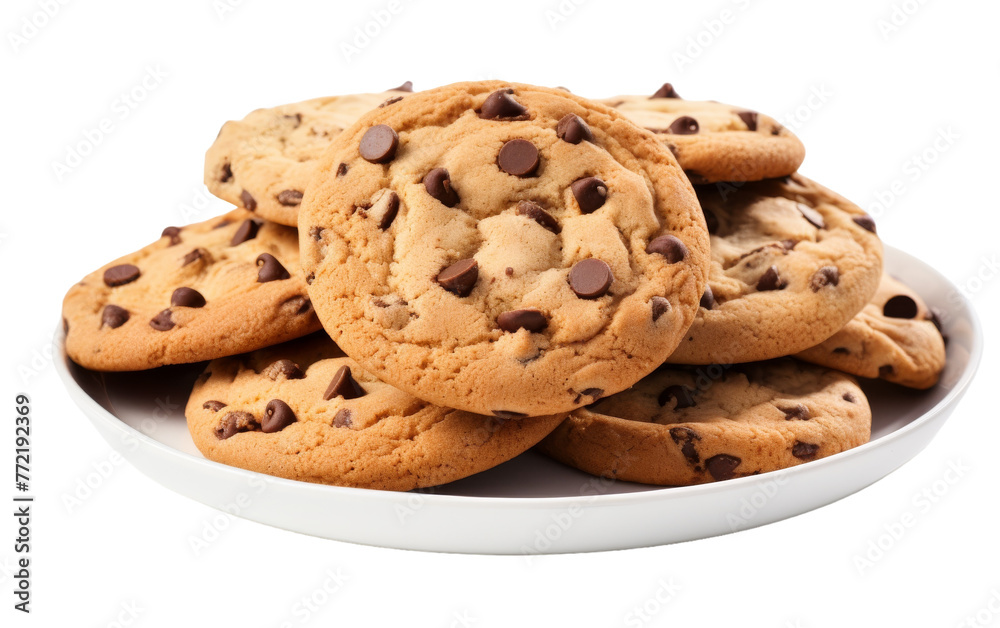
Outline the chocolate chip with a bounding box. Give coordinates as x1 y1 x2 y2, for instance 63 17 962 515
161 226 181 246
103 264 140 287
324 365 366 401
883 295 918 319
651 83 680 99
277 189 303 206
556 113 593 144
366 189 400 230
792 441 819 460
706 454 741 481
571 177 607 213
262 399 296 433
667 116 699 135
756 266 786 291
497 139 540 177
389 80 413 92
282 295 312 316
505 267 514 277
515 200 560 233
202 400 226 412
149 309 175 331
737 110 758 131
220 162 233 183
230 219 261 246
240 189 257 212
796 203 826 229
497 308 547 333
700 286 715 310
101 305 129 329
568 258 613 299
262 359 304 381
256 254 290 283
479 89 528 120
651 296 671 321
658 385 696 409
781 404 811 420
283 113 302 127
492 410 527 419
216 411 258 439
336 162 348 177
359 124 399 163
810 266 840 292
703 208 719 234
169 287 205 308
309 226 324 241
424 168 459 207
646 235 688 262
833 347 850 355
843 392 857 403
853 214 877 233
437 258 479 297
305 273 315 285
332 408 353 428
669 427 701 465
182 248 207 266
62 317 69 334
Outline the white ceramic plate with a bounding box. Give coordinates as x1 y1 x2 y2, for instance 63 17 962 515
57 246 982 554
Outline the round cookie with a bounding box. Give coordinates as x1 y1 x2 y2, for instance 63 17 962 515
205 84 414 226
795 273 946 389
63 209 320 371
598 83 805 183
300 80 711 417
668 173 883 365
186 334 565 490
538 359 872 486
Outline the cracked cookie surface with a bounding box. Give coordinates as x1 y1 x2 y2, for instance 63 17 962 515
62 208 319 371
538 359 871 486
300 81 710 417
186 334 565 490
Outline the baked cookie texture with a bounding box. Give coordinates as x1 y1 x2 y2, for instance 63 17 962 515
186 334 564 490
63 209 320 371
538 359 871 486
300 80 711 417
205 85 414 227
796 273 946 389
668 173 883 365
598 83 805 183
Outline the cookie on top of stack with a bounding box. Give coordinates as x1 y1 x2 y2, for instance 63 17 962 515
61 80 947 490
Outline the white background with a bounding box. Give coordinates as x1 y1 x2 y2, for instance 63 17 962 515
2 0 999 625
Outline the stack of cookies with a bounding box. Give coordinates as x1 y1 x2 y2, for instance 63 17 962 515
62 81 947 490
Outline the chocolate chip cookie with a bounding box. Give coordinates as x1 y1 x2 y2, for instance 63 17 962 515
668 173 883 364
205 84 414 227
795 273 946 389
62 209 320 371
598 83 805 183
300 81 711 417
186 334 564 490
538 359 871 485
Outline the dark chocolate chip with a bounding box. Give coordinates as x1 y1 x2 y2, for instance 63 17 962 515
336 162 348 177
646 235 688 262
202 400 227 412
182 248 207 266
505 267 514 277
389 81 413 92
262 399 296 433
324 365 366 401
700 286 715 310
436 258 479 297
703 208 719 234
283 113 302 127
309 226 324 241
263 359 305 380
216 411 258 439
220 162 233 183
651 296 671 321
149 309 175 331
796 203 826 229
282 295 312 316
853 214 877 233
568 258 613 299
669 426 701 465
737 110 758 131
570 176 607 213
359 124 399 164
101 305 130 329
424 168 459 207
556 113 594 144
706 454 742 481
332 408 353 428
497 139 540 177
756 266 786 291
171 287 206 308
230 219 261 246
843 392 857 403
497 308 547 333
658 385 696 409
781 404 811 420
879 364 895 377
792 441 820 460
516 200 560 233
240 189 257 212
667 116 699 135
810 266 840 292
161 226 181 246
883 295 918 319
103 264 141 287
366 190 399 230
492 410 527 419
277 189 303 206
256 253 290 283
479 89 528 120
651 83 680 99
